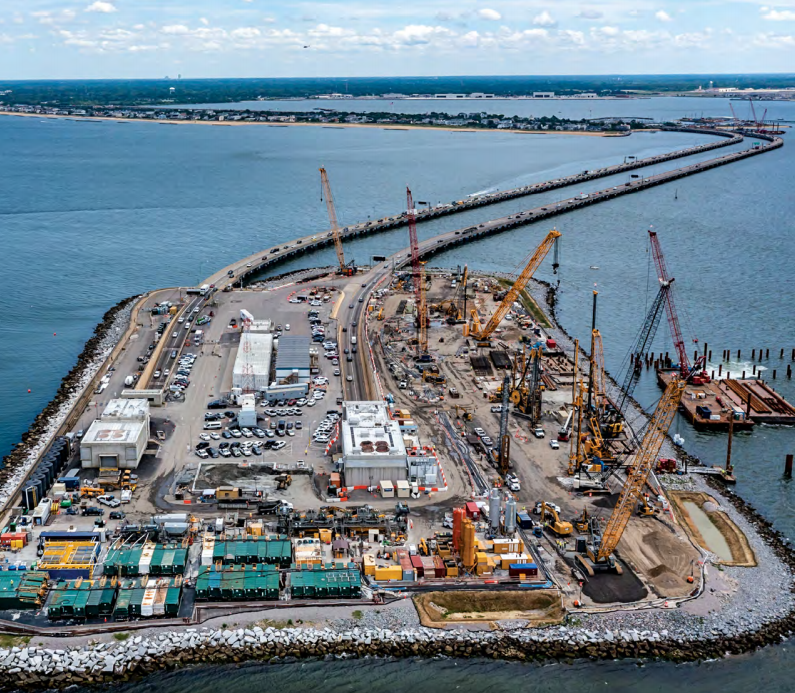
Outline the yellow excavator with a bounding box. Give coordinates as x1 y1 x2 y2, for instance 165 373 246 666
637 494 659 517
541 502 573 536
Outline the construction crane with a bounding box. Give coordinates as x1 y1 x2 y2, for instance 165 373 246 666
498 373 511 476
576 377 687 576
319 167 354 276
509 347 543 425
406 187 428 357
470 229 560 341
649 230 708 383
616 284 668 414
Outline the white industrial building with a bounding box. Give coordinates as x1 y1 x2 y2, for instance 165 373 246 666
340 401 408 488
232 332 273 391
238 394 258 428
80 399 150 469
274 335 311 384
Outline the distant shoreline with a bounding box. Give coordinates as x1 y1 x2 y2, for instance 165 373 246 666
0 111 623 137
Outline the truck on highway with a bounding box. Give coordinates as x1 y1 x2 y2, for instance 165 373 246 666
124 375 135 387
350 336 357 345
199 284 210 296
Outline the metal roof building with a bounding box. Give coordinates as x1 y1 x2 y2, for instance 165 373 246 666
232 333 273 391
274 335 311 384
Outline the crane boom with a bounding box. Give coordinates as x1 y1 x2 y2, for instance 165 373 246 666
597 378 686 561
617 285 668 413
591 329 607 413
648 230 690 378
406 187 427 355
472 229 561 340
319 167 347 273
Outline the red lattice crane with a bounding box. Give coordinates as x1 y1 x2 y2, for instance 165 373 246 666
648 229 706 381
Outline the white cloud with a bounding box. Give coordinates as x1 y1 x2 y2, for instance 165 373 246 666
85 2 117 13
477 9 502 21
762 9 795 20
754 31 795 46
533 11 557 27
392 24 453 45
578 9 604 20
262 17 276 24
231 27 261 39
31 9 77 25
558 29 585 44
199 18 209 26
655 10 672 22
162 24 190 35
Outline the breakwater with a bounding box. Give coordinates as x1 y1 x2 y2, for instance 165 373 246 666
0 296 139 510
238 130 776 286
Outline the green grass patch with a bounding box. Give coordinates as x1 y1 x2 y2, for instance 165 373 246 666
496 279 551 328
352 610 363 620
0 634 31 648
112 632 130 642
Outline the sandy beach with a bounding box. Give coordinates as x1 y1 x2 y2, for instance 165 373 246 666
0 110 622 136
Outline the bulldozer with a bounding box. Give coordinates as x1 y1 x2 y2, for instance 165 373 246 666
540 502 573 536
275 474 293 491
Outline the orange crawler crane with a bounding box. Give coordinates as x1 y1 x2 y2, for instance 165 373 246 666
576 377 687 576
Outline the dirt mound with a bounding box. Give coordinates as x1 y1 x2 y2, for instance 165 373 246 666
414 590 563 628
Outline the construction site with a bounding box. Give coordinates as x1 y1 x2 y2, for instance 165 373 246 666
356 198 785 607
1 161 792 633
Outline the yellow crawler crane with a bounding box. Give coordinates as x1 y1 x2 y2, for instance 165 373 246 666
470 229 560 341
319 167 354 276
576 377 686 576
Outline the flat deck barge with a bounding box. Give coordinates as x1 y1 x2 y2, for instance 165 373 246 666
658 370 795 430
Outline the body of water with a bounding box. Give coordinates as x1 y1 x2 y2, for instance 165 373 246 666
1 96 793 688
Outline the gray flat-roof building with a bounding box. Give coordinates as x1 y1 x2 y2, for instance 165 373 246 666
274 335 311 384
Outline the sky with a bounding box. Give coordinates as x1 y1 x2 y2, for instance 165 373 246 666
1 1 795 79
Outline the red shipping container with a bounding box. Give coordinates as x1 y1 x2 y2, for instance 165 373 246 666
410 555 424 577
465 502 480 520
546 338 557 349
433 555 446 578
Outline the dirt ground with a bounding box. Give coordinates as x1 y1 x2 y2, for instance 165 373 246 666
669 491 757 567
414 590 564 628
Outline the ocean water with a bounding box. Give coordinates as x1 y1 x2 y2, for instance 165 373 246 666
2 97 794 688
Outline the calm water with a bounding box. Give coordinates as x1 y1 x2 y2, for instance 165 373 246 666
113 648 794 693
179 95 795 124
2 97 794 688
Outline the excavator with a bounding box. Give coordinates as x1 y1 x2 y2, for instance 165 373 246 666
576 377 687 576
540 502 574 536
637 494 659 517
573 509 591 533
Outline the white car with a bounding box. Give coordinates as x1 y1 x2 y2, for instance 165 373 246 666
199 433 211 441
273 441 286 451
285 324 291 331
241 428 253 437
210 432 221 440
549 440 560 450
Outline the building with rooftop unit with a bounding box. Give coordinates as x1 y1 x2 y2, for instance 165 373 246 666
80 399 150 469
340 401 408 488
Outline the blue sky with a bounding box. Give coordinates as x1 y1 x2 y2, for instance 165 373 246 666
1 1 794 79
